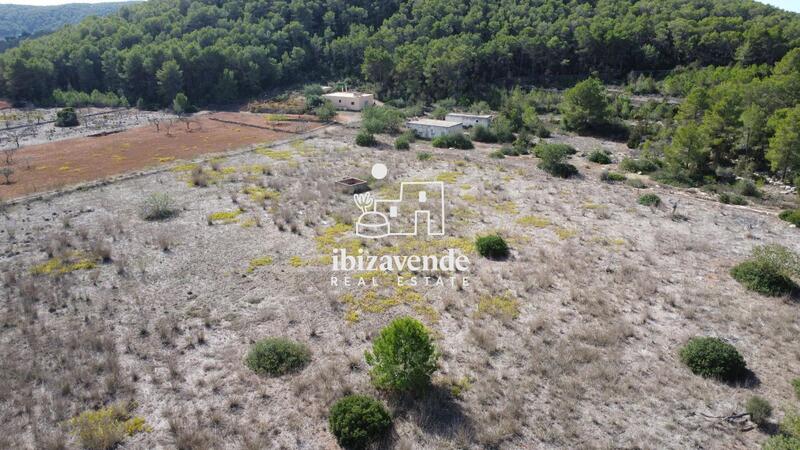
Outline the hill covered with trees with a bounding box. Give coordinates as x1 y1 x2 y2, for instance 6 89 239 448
0 0 799 106
0 2 133 39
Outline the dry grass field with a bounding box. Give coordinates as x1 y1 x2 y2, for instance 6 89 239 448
0 124 798 449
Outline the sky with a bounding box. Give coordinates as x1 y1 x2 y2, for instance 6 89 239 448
0 0 797 12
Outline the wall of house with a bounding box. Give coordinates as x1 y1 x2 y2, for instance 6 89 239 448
323 94 374 111
445 114 492 128
408 123 463 139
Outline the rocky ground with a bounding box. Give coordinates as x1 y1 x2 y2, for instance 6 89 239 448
0 124 798 449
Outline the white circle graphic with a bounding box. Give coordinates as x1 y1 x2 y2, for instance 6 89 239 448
371 163 388 180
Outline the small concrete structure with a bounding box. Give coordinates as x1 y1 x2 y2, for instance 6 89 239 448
335 177 370 194
406 118 463 139
445 113 494 128
322 92 375 111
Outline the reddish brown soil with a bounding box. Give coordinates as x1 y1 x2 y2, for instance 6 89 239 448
0 112 301 199
0 100 10 110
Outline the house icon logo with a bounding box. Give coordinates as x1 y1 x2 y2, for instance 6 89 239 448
354 164 445 239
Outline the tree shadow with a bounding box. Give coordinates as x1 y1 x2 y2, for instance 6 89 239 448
758 421 781 436
389 384 474 440
726 368 761 389
787 286 800 303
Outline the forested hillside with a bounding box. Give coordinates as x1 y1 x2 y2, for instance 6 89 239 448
1 0 799 106
0 2 133 39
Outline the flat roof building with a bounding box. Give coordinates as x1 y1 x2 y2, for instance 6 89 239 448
322 92 375 111
407 118 464 139
445 113 494 128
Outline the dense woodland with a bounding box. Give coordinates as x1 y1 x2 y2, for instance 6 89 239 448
0 0 799 189
0 3 132 40
1 0 799 106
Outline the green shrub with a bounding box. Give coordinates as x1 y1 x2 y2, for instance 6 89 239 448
394 135 410 150
501 145 520 156
53 88 128 108
314 101 336 121
355 131 377 147
471 125 497 143
763 434 800 450
431 133 473 149
475 234 510 259
399 130 416 143
362 106 404 134
140 193 177 221
540 162 578 178
715 166 737 184
329 395 391 450
536 143 578 178
735 179 762 198
638 193 661 207
489 150 505 159
245 337 310 376
68 402 149 450
533 143 576 158
600 170 626 182
588 150 612 164
55 107 79 127
417 151 432 161
779 209 800 226
745 396 772 426
512 134 531 154
793 378 800 400
491 116 516 142
782 412 800 439
365 317 438 391
678 337 747 382
619 157 659 173
719 192 747 205
730 259 796 296
626 178 647 189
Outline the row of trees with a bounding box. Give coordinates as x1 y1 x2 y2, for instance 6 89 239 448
2 0 800 106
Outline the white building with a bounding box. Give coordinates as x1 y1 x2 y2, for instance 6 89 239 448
406 119 463 139
445 113 494 128
322 92 375 111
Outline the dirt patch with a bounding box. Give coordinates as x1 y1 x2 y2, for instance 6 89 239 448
0 99 10 110
0 113 299 199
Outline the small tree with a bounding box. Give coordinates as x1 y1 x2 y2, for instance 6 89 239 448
365 317 438 392
55 108 79 127
329 395 391 450
173 93 189 115
156 60 183 105
745 396 772 427
767 106 800 180
0 167 13 184
679 337 747 382
314 101 336 122
536 143 578 178
731 245 799 296
475 234 510 259
3 146 17 164
355 130 376 147
245 338 311 376
560 77 609 132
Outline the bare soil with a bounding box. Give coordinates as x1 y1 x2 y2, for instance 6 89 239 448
0 124 798 449
0 112 301 199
